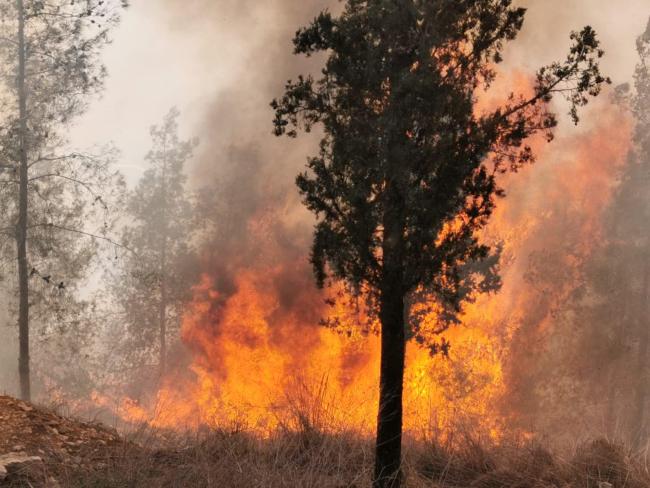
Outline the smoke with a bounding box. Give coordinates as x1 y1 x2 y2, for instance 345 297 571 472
146 0 644 436
147 0 334 270
138 0 344 425
492 105 632 439
62 0 650 439
147 0 648 276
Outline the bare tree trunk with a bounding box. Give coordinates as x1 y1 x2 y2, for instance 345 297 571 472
605 284 631 439
374 184 405 488
632 259 650 450
158 141 168 378
159 240 167 378
605 366 619 438
16 0 30 402
374 289 406 488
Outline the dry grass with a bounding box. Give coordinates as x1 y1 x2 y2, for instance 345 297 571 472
3 395 650 487
49 427 650 488
58 426 373 487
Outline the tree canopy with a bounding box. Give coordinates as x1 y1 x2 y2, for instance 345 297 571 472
273 2 609 486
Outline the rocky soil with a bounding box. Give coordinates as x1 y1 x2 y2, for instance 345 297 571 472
0 395 131 486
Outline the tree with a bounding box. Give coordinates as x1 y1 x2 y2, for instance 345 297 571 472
109 108 199 389
628 18 650 448
272 2 609 486
570 18 650 446
0 0 127 401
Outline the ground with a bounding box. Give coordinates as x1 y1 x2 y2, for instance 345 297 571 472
0 394 649 487
0 395 128 486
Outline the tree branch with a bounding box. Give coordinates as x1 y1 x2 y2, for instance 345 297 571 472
29 222 136 256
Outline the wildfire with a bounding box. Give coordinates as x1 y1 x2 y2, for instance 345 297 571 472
97 92 631 442
113 268 506 438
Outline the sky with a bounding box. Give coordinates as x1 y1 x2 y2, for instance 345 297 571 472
69 1 650 188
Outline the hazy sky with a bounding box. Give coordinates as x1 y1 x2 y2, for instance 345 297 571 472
69 1 650 187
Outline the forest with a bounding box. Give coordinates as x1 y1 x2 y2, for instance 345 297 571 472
0 1 649 487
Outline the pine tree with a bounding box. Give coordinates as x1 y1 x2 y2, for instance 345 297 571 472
109 108 199 390
0 0 127 401
578 17 650 446
272 2 609 485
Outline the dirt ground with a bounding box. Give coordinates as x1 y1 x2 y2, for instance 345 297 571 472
0 395 131 486
1 394 649 488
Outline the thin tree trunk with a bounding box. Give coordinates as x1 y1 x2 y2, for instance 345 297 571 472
605 281 630 439
605 219 625 438
605 365 618 438
16 0 30 402
374 184 406 488
159 241 167 377
158 141 168 378
632 258 650 450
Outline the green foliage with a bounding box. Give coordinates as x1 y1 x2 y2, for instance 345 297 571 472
0 0 126 397
0 0 125 142
272 0 609 334
107 108 200 386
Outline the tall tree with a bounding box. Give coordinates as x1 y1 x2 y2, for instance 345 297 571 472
109 108 198 388
272 2 608 486
539 17 650 446
498 19 650 446
579 18 650 445
629 18 650 448
0 0 126 401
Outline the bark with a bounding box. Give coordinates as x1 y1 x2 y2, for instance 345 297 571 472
632 258 650 449
16 0 30 402
604 368 617 439
158 139 169 378
605 283 631 439
373 184 406 488
374 288 406 488
158 253 167 378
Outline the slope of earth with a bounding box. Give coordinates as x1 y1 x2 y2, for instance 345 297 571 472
0 395 131 487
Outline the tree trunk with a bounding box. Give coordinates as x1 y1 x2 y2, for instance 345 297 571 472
158 140 168 378
632 258 650 450
605 282 631 439
374 185 406 488
16 0 30 402
605 365 618 438
158 247 167 378
374 289 406 487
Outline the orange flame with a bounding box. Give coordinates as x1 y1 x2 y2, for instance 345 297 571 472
103 89 631 442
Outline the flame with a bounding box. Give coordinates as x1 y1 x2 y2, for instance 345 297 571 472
100 87 631 442
117 268 506 438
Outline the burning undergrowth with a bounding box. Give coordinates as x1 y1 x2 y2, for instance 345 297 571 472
95 93 631 444
81 0 638 444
